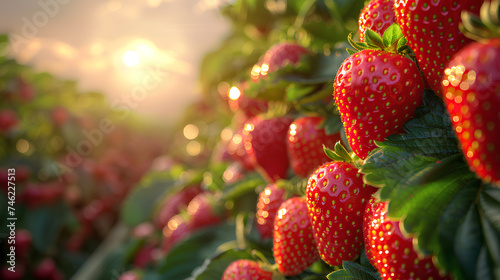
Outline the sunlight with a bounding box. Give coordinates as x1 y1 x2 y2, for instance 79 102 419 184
122 50 140 67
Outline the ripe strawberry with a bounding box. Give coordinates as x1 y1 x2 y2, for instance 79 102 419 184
162 214 192 253
251 42 309 81
33 258 58 280
364 200 451 280
334 49 424 159
273 197 318 276
222 259 273 280
442 38 500 185
243 116 293 183
1 265 25 280
227 127 254 171
287 116 342 177
228 83 268 118
118 271 140 280
187 192 224 230
306 153 377 266
155 185 202 228
358 0 396 42
256 183 287 239
0 109 18 134
394 0 482 95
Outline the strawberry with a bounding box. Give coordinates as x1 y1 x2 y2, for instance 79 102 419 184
243 116 293 183
187 192 224 230
442 3 500 186
118 271 140 280
0 109 18 134
256 183 287 239
155 185 202 228
227 127 254 171
273 197 318 276
287 116 342 178
251 42 309 81
306 144 377 266
222 259 273 280
161 214 192 254
364 200 451 280
358 0 396 42
334 44 424 159
394 0 482 96
334 25 425 159
228 83 268 118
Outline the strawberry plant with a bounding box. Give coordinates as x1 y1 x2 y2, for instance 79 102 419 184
2 0 500 279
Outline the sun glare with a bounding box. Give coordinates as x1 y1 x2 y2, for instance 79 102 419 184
122 50 140 67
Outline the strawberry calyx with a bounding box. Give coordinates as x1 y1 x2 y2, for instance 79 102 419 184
347 23 412 56
461 0 500 40
251 250 286 280
323 141 353 163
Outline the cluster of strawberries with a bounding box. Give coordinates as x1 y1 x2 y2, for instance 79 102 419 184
220 0 499 279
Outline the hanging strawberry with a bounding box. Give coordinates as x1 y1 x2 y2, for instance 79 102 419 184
334 24 424 159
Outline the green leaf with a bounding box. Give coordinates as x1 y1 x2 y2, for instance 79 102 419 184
222 176 265 201
453 205 483 279
364 29 384 49
24 200 69 253
188 249 253 280
120 176 174 227
321 114 343 136
382 24 404 47
159 222 237 279
327 261 380 280
382 90 460 158
479 184 500 278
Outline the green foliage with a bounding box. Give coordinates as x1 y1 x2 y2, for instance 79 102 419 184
120 174 174 227
327 251 380 280
188 249 253 280
24 200 76 253
159 222 238 279
360 90 500 279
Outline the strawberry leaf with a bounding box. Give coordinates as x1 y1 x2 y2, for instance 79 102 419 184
188 248 253 280
327 250 381 280
358 89 500 279
382 23 404 48
364 29 384 49
321 114 343 136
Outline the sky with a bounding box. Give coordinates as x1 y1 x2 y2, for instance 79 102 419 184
0 0 231 124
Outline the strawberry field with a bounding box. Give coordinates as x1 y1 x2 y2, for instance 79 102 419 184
1 0 500 280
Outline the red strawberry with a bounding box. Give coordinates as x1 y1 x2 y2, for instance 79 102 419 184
287 116 342 177
228 83 268 118
306 156 377 266
227 128 254 171
334 48 424 159
162 214 192 254
222 259 273 280
251 42 309 81
256 183 287 239
0 109 18 134
187 192 224 230
442 38 500 185
155 185 202 228
118 271 140 280
33 258 64 280
133 243 156 268
273 197 318 276
243 116 293 183
1 265 25 280
358 0 396 42
364 200 451 280
394 0 482 95
15 229 32 261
